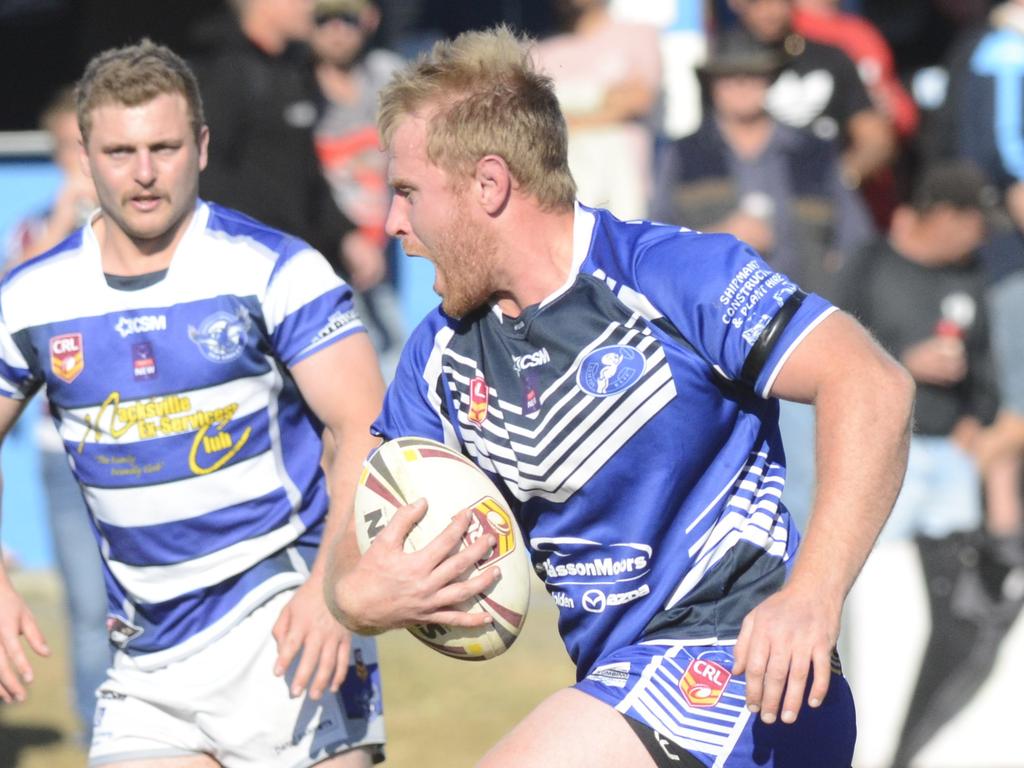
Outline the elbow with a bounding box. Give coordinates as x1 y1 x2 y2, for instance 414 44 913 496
879 356 916 431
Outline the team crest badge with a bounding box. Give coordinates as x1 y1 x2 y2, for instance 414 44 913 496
468 376 489 424
188 306 252 363
577 344 645 397
679 657 732 707
50 333 84 383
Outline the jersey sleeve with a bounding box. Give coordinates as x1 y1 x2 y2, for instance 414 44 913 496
634 229 836 397
261 246 365 368
371 311 455 446
0 295 42 401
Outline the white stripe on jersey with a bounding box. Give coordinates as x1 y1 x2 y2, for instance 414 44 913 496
83 449 286 527
666 458 788 609
108 517 306 604
259 247 346 336
125 571 304 671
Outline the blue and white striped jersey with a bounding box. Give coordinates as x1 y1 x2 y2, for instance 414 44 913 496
373 204 837 678
0 201 364 669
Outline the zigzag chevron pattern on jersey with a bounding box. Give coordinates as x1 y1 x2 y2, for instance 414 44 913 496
443 314 677 503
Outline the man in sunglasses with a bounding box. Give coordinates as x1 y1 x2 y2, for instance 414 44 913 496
311 0 405 372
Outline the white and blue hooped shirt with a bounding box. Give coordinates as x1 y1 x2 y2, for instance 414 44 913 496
373 204 837 678
0 200 364 668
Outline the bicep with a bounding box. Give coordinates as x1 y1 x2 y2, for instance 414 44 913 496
0 395 30 448
769 310 897 404
289 333 385 441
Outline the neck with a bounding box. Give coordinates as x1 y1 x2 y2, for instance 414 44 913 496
316 60 360 102
93 205 195 276
575 6 610 34
242 13 287 55
716 113 774 159
492 205 576 316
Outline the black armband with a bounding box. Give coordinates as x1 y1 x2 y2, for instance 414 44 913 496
739 289 807 389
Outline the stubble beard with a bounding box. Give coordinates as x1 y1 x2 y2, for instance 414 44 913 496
434 206 500 319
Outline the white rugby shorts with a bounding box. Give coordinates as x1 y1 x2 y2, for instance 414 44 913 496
89 589 385 767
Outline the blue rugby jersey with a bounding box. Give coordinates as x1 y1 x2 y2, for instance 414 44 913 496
373 204 837 678
0 201 364 669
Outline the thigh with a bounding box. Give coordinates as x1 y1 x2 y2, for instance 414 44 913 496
98 757 219 768
312 746 378 767
477 688 655 768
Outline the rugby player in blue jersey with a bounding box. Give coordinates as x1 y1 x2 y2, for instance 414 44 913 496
329 26 915 768
0 40 386 767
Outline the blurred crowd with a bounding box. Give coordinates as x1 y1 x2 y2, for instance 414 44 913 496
3 0 1024 765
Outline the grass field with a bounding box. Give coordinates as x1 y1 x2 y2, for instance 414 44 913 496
0 571 575 768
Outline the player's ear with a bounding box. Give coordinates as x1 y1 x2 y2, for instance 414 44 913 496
78 134 92 180
197 125 210 172
474 154 511 216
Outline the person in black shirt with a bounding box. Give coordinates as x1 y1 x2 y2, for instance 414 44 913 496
727 0 896 193
837 161 999 541
191 0 375 281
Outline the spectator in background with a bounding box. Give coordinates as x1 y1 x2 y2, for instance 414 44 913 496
652 29 874 300
532 0 661 220
836 161 999 543
792 0 919 228
652 29 875 531
933 0 1024 551
727 0 896 194
793 0 919 141
311 0 406 377
190 0 379 285
837 160 1019 768
4 86 110 747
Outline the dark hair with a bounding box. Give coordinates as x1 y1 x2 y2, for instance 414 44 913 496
911 161 998 213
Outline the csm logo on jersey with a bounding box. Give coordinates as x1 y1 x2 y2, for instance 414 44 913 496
115 314 167 338
512 348 550 374
50 333 84 383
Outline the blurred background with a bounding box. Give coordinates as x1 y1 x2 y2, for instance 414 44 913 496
2 0 1024 766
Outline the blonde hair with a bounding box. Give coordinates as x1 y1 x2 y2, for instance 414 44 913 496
378 25 576 211
76 38 205 145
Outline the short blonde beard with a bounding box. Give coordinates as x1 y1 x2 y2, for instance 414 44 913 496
434 200 501 318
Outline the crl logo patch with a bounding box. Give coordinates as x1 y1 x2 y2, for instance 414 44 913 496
680 657 732 707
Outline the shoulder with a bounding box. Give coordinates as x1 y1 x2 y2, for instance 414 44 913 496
0 230 88 329
798 37 859 73
203 202 315 262
364 48 405 79
584 205 745 287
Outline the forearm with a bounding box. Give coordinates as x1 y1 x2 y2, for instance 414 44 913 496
311 426 378 585
841 111 897 185
790 360 913 599
565 80 656 130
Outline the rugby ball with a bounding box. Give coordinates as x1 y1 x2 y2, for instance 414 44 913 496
354 436 531 660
